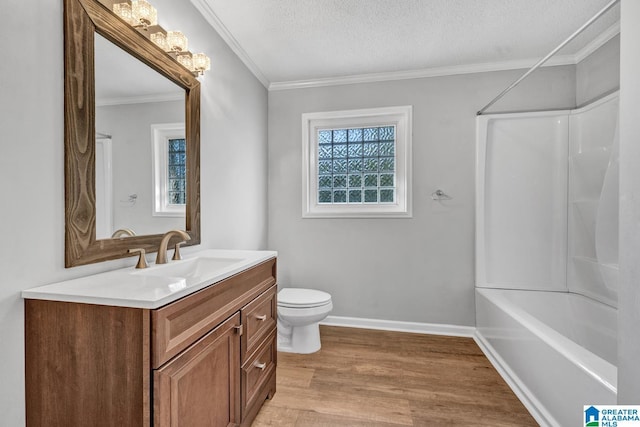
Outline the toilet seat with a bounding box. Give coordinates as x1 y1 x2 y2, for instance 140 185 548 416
278 288 332 308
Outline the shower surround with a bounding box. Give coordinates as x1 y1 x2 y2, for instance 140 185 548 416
475 93 619 427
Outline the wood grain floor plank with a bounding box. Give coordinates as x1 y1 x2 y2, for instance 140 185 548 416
251 405 300 426
410 399 538 427
252 326 537 426
264 384 414 425
277 366 316 388
294 411 408 427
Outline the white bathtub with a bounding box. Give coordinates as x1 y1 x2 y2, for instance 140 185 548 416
475 288 617 427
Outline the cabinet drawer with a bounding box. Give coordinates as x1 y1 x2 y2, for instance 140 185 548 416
241 331 277 416
241 285 277 362
152 258 276 368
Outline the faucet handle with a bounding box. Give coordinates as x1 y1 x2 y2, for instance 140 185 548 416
172 242 185 261
128 248 148 269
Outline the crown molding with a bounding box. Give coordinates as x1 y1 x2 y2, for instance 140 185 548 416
268 55 577 91
189 0 270 88
269 20 620 91
96 92 184 107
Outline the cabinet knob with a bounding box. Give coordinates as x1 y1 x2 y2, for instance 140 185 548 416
234 325 243 336
255 314 267 321
253 361 266 370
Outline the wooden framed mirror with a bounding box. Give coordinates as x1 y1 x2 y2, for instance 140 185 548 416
64 0 200 267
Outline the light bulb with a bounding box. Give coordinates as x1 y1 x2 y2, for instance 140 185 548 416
132 0 157 28
192 53 211 75
177 54 194 72
150 32 168 50
113 3 136 26
166 31 188 53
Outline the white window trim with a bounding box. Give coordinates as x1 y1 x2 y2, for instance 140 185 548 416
302 105 412 218
151 123 186 217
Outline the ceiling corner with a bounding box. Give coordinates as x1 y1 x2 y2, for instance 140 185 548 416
190 0 271 88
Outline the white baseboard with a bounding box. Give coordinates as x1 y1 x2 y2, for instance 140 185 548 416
473 331 556 427
320 315 475 337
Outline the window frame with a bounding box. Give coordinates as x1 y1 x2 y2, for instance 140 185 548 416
302 105 412 218
151 123 186 217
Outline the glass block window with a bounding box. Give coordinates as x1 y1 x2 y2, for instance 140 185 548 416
317 126 395 204
302 106 412 218
167 138 186 205
152 123 186 217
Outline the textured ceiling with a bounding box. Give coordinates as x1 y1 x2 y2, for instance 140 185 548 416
197 0 619 84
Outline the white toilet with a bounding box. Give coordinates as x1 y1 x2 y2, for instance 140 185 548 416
277 288 333 354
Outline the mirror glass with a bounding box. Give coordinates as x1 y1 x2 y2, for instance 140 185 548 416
94 34 185 239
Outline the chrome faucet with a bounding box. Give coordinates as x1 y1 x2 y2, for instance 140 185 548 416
156 230 191 264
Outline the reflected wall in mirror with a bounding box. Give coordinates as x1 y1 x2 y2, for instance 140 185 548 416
94 34 185 239
65 0 200 267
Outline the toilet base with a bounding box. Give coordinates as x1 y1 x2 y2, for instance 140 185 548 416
277 322 322 354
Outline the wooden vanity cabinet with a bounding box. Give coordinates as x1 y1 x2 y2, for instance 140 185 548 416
25 258 277 427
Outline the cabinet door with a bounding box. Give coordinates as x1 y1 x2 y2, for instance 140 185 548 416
154 313 241 427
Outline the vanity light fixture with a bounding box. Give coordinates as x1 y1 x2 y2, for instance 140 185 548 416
131 0 157 29
111 1 210 77
112 3 135 25
113 0 157 30
176 53 193 72
192 53 211 76
175 52 211 76
150 31 168 51
166 31 188 53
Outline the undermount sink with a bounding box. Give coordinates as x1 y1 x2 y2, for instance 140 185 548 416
133 256 246 285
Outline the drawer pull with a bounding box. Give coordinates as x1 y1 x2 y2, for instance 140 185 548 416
255 314 267 321
234 325 243 336
253 361 267 370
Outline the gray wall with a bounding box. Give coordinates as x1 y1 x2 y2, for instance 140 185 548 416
618 0 640 403
576 35 620 106
268 66 575 327
97 100 185 237
0 0 268 424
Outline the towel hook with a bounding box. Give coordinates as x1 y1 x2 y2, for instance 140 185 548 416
431 189 452 201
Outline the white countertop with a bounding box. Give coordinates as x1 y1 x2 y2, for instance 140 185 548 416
22 249 277 309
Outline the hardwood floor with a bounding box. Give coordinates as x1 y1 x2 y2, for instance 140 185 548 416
252 326 537 426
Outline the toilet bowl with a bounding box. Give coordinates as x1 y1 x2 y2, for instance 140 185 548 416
277 288 332 354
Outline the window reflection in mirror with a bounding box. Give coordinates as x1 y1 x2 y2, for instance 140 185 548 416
94 34 185 240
